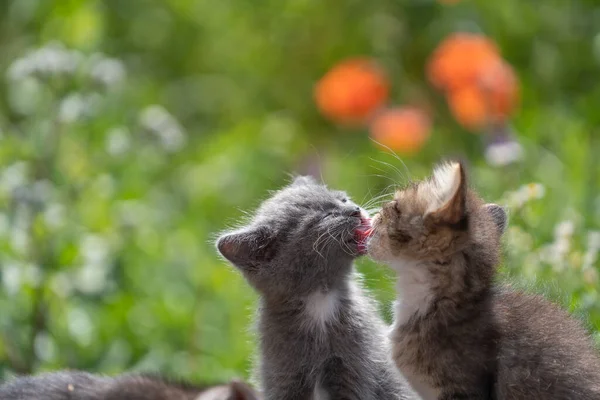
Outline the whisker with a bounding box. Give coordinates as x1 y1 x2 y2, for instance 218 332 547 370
369 138 413 183
369 158 408 183
360 172 397 184
362 192 395 209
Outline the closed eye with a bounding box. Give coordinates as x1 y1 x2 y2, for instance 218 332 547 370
390 230 411 243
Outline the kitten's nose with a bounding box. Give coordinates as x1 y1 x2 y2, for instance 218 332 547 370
348 206 362 217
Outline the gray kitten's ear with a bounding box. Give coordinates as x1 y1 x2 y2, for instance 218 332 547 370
216 226 277 269
484 203 508 234
291 175 317 187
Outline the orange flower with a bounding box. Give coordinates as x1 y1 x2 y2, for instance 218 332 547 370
315 58 389 125
447 86 487 130
447 61 519 131
427 33 500 92
369 107 431 154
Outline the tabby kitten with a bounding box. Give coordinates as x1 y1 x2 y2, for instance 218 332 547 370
217 176 413 400
0 370 259 400
368 161 600 399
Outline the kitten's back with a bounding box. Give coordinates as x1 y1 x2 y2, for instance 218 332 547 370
496 289 600 398
0 371 111 400
0 371 259 400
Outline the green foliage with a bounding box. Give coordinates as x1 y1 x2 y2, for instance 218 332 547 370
0 0 598 383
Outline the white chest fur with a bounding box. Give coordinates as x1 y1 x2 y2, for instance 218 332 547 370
303 290 340 400
303 289 340 331
391 259 434 327
390 259 439 400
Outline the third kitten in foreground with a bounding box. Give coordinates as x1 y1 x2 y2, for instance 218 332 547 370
368 161 600 399
0 370 258 400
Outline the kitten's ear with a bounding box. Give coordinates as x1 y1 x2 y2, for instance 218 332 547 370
229 379 259 400
216 226 277 270
291 175 317 187
425 162 467 226
484 203 508 234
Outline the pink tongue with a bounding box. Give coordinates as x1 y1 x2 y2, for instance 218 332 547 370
355 226 373 255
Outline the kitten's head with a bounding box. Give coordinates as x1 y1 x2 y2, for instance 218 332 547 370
368 161 507 265
216 176 370 298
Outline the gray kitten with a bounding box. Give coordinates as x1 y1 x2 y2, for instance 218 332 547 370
0 370 259 400
217 176 413 400
368 161 600 399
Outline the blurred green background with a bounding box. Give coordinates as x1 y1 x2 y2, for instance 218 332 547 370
0 0 599 384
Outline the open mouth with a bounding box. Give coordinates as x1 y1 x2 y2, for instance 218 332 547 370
354 215 373 255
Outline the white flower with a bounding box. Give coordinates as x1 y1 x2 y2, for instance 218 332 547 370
23 263 42 288
90 57 126 87
139 105 186 152
67 307 94 346
507 189 527 208
588 231 600 250
7 58 32 81
525 183 545 200
0 161 29 194
106 127 131 156
554 237 571 255
30 179 55 204
485 140 523 167
34 333 57 362
0 261 39 293
6 77 44 115
2 261 22 296
49 271 73 298
58 93 86 123
583 250 598 269
504 183 546 209
10 226 30 255
7 42 82 81
74 234 112 294
80 234 110 265
75 264 109 295
43 203 66 229
554 220 575 239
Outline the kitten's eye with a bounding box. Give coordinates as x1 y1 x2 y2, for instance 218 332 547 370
390 230 411 243
385 200 400 215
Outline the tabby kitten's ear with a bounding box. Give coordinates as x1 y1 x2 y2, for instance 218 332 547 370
217 226 277 270
425 162 467 226
484 203 508 234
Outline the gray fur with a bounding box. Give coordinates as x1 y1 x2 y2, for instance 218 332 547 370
217 177 413 400
484 203 507 234
0 370 259 400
